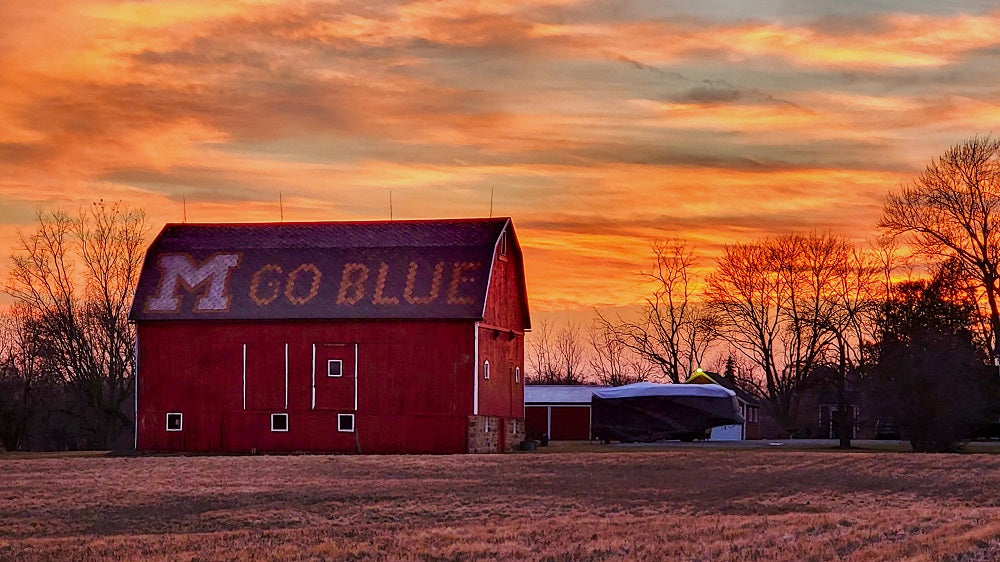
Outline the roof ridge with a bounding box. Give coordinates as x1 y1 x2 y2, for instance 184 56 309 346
164 217 510 228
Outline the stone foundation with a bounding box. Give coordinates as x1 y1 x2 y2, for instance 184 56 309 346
505 418 525 452
467 416 525 453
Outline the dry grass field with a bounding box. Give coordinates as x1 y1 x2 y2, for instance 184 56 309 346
3 445 1000 561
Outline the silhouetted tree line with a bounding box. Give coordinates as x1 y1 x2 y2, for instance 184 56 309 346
0 202 146 451
869 259 1000 452
528 135 1000 452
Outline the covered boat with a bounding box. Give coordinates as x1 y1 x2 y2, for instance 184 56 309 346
591 382 744 442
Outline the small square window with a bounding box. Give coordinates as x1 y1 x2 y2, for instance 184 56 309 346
327 359 343 377
271 413 289 432
338 413 355 432
166 412 183 432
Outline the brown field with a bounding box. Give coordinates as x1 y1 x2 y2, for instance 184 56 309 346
3 444 1000 561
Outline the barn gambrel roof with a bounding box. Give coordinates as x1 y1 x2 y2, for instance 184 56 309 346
129 217 529 324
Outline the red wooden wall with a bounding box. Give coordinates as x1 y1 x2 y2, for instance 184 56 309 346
524 406 592 440
477 235 525 420
136 319 478 453
525 406 548 439
550 407 591 440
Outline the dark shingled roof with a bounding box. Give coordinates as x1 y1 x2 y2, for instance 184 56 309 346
129 217 528 323
688 371 760 406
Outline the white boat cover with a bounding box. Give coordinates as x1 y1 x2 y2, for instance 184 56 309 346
592 382 735 400
591 381 744 442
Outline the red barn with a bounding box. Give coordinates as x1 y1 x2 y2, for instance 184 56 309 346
129 217 530 454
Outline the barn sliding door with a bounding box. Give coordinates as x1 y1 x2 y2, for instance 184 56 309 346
312 343 357 411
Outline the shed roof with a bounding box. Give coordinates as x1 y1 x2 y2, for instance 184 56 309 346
129 217 529 323
525 385 606 405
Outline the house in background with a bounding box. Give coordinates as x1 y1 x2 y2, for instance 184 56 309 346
129 217 529 454
684 369 760 440
793 365 864 439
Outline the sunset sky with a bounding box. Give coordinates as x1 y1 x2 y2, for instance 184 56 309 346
3 1 1000 313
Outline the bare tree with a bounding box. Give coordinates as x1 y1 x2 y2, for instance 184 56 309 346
589 321 655 386
870 235 903 304
820 244 883 448
713 353 759 392
4 201 147 449
880 135 1000 370
597 239 717 383
0 306 53 451
526 319 588 384
554 322 587 383
526 319 557 384
705 232 870 433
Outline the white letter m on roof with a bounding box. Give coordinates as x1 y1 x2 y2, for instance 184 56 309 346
145 253 241 313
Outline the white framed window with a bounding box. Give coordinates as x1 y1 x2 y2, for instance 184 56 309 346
500 231 507 257
328 359 343 377
271 413 289 432
483 360 490 380
515 367 520 383
338 413 355 432
166 412 183 432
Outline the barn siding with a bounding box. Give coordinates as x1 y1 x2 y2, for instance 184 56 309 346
476 236 526 421
245 342 286 411
137 319 476 453
476 330 523 419
524 405 592 440
550 407 592 440
525 406 548 439
482 231 526 331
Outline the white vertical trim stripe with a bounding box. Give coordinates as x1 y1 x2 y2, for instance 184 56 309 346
473 322 479 415
311 343 316 410
353 343 359 412
284 342 289 410
133 336 139 450
242 343 247 411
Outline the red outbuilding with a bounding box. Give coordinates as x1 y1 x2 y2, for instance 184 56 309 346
129 217 530 454
524 385 601 440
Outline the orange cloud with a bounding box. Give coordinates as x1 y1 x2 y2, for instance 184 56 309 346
553 11 1000 70
2 1 996 313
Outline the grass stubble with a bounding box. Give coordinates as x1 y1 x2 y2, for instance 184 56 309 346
2 449 1000 561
